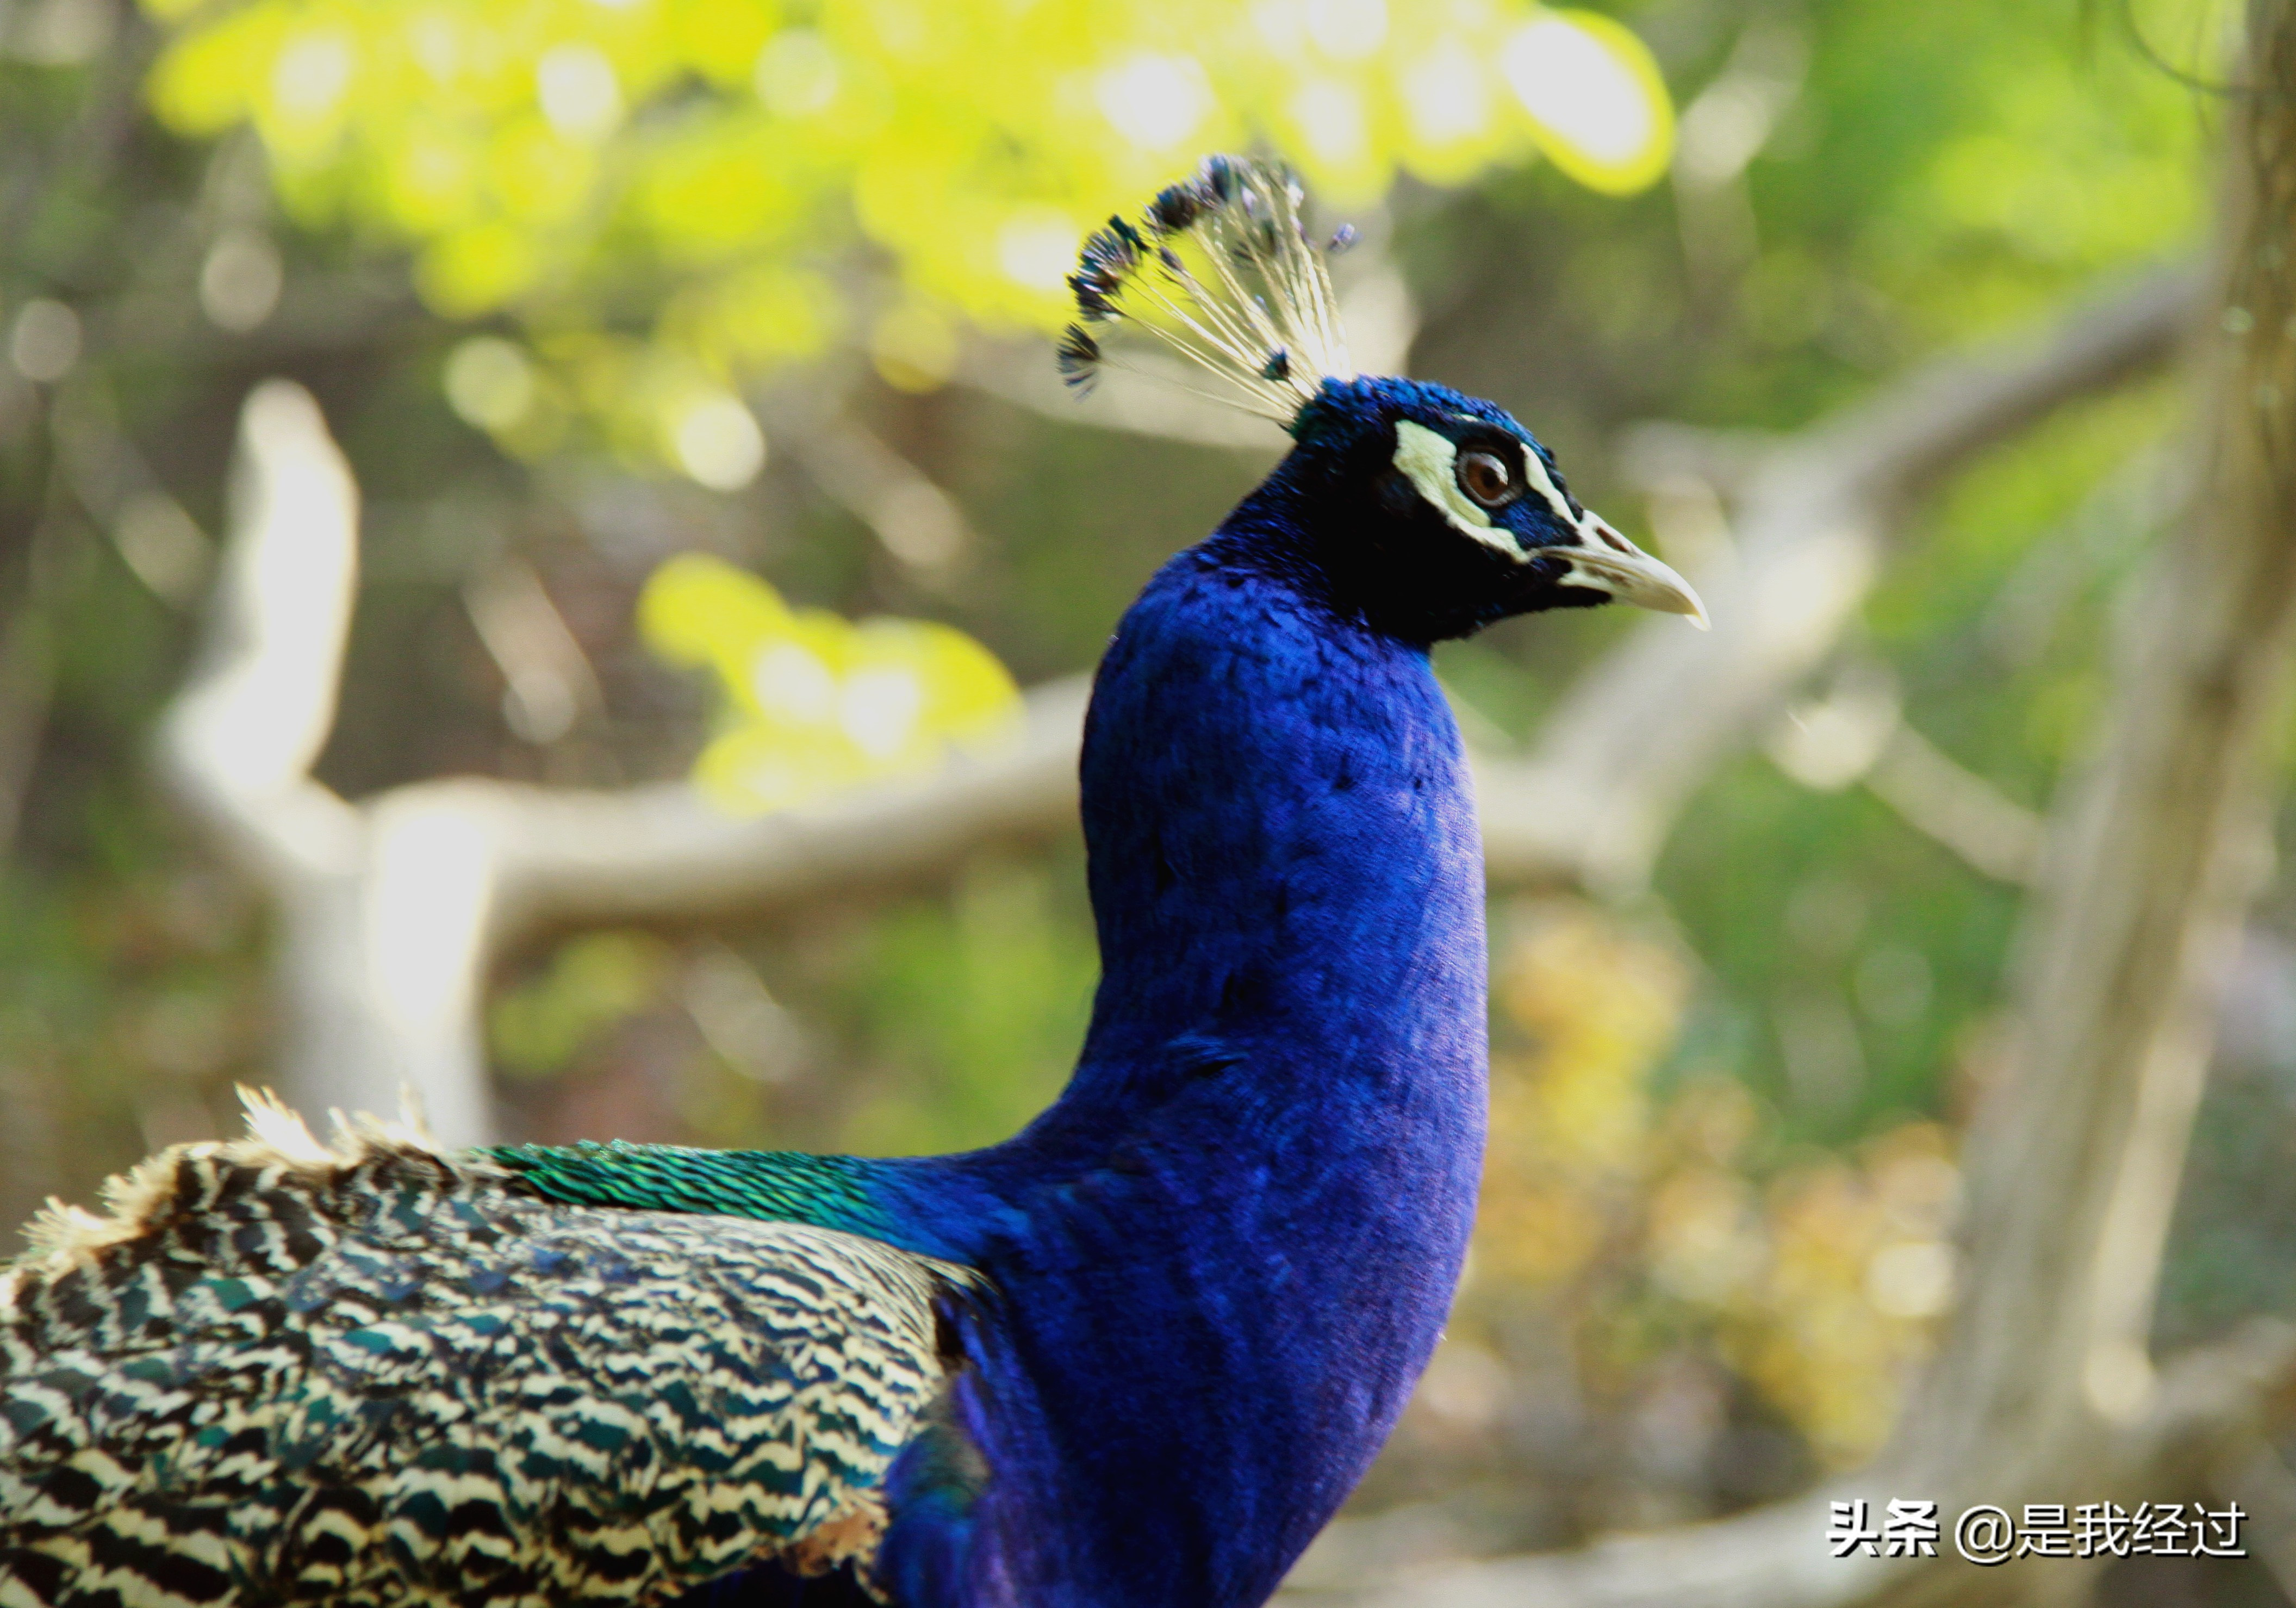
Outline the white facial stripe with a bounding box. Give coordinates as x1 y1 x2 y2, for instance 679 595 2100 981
1442 410 1582 536
1515 444 1581 531
1392 418 1706 621
1391 420 1531 563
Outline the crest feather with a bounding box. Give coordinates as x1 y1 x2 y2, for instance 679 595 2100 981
1059 154 1356 426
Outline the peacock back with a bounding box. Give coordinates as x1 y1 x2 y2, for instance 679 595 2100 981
0 1097 972 1608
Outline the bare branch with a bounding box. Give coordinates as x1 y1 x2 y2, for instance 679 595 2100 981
160 265 2193 1149
767 408 978 576
0 602 52 859
463 560 606 747
1479 265 2193 892
1864 726 2042 887
1291 13 2296 1601
155 380 362 884
480 681 1087 933
155 382 1090 1144
151 383 496 1140
1759 660 2043 884
0 474 70 860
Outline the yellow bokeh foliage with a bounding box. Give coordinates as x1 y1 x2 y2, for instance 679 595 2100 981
638 552 1021 815
1470 901 1961 1468
138 0 1673 471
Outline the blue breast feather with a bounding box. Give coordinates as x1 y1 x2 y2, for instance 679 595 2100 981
847 485 1489 1607
518 473 1494 1608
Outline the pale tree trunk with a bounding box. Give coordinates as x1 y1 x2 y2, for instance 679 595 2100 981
1881 0 2296 1593
1298 2 2296 1604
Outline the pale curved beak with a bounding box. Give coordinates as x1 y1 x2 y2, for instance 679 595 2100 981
1558 513 1709 629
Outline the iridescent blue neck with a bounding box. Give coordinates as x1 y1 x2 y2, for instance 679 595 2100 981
879 476 1491 1607
1064 485 1482 1117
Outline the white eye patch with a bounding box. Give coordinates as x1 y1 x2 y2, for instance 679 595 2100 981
1391 419 1629 598
1507 433 1582 531
1444 412 1582 531
1392 419 1591 562
1391 420 1526 561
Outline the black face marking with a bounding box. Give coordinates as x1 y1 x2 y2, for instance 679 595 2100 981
1534 445 1584 524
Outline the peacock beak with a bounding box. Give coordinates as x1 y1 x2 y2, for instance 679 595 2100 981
1557 513 1709 629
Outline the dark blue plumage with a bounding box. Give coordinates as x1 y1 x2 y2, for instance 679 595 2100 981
883 473 1494 1604
662 366 1701 1606
3 158 1704 1608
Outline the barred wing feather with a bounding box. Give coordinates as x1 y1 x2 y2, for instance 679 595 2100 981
0 1104 965 1608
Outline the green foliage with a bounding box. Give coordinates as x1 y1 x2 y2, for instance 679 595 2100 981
136 0 1675 473
1652 382 2183 1152
491 930 675 1076
832 854 1096 1156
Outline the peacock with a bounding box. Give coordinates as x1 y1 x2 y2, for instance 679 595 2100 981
0 156 1704 1608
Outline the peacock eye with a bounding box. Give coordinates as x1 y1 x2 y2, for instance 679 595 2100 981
1456 450 1515 508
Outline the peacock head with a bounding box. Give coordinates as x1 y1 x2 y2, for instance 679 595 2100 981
1059 155 1707 643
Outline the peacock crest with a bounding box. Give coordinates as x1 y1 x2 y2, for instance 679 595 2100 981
1057 154 1358 424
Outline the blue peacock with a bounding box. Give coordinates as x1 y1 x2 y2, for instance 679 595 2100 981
0 156 1703 1608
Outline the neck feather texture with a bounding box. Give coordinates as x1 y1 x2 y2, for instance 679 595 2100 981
499 487 1492 1608
898 486 1490 1608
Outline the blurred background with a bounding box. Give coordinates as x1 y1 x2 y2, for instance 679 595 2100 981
2 0 2288 1601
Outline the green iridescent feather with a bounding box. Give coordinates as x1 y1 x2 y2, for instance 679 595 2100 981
483 1141 895 1238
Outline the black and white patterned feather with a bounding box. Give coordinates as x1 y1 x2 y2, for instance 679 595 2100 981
0 1095 971 1608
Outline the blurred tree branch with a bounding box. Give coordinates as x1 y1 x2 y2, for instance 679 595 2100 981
1762 661 2045 885
156 389 1087 1143
763 400 980 582
963 343 1292 452
1478 263 2192 892
0 487 66 860
1292 1 2296 1600
157 257 2194 1148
